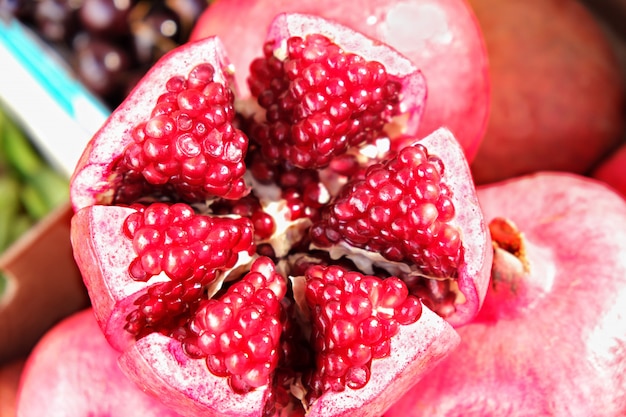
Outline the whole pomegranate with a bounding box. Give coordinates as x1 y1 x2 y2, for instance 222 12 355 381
592 141 626 198
468 0 625 184
15 308 185 417
385 172 626 416
189 0 490 161
69 13 492 417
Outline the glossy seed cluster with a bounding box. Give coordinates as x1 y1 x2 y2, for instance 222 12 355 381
304 264 422 396
247 34 402 169
117 63 249 203
122 202 254 336
311 144 462 278
182 257 287 393
104 23 465 402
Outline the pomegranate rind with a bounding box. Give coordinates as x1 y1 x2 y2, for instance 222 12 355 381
265 12 427 134
308 306 459 417
386 173 626 416
69 36 235 212
117 305 459 417
418 128 491 327
15 309 184 417
72 204 462 417
71 205 145 351
118 333 270 417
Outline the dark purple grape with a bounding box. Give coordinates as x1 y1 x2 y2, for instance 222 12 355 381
34 0 80 42
131 3 182 64
0 0 35 20
79 0 135 37
72 33 133 99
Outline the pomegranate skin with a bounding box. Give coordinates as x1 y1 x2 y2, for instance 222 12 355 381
190 0 490 161
469 0 625 184
15 309 184 417
385 172 626 417
592 142 626 198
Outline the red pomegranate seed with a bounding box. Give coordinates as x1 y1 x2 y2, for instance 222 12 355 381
247 34 402 169
122 202 255 336
304 264 421 396
116 63 249 204
311 144 462 278
183 257 287 393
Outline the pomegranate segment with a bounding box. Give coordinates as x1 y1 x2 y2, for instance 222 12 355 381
70 35 237 211
114 62 249 203
311 143 462 278
304 265 423 396
247 33 404 169
182 256 287 393
71 204 256 351
69 13 489 417
312 129 492 327
262 13 426 135
122 202 255 338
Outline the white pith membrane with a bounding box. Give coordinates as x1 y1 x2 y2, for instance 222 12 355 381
69 13 490 417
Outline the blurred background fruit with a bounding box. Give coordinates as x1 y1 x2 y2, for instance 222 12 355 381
0 358 24 417
468 0 626 184
1 0 211 109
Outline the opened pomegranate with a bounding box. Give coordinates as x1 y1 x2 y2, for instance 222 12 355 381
69 13 491 417
386 172 626 416
15 309 185 417
190 0 490 161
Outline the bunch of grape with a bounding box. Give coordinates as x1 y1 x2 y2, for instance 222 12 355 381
1 0 211 109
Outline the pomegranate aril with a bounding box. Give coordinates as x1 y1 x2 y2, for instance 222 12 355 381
247 33 402 169
114 63 249 204
183 257 286 393
120 202 255 336
304 264 421 397
312 143 463 279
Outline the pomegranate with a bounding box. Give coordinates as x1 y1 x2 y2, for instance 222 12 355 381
592 142 626 198
468 0 625 184
386 172 626 416
69 13 492 417
15 308 185 417
189 0 490 161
